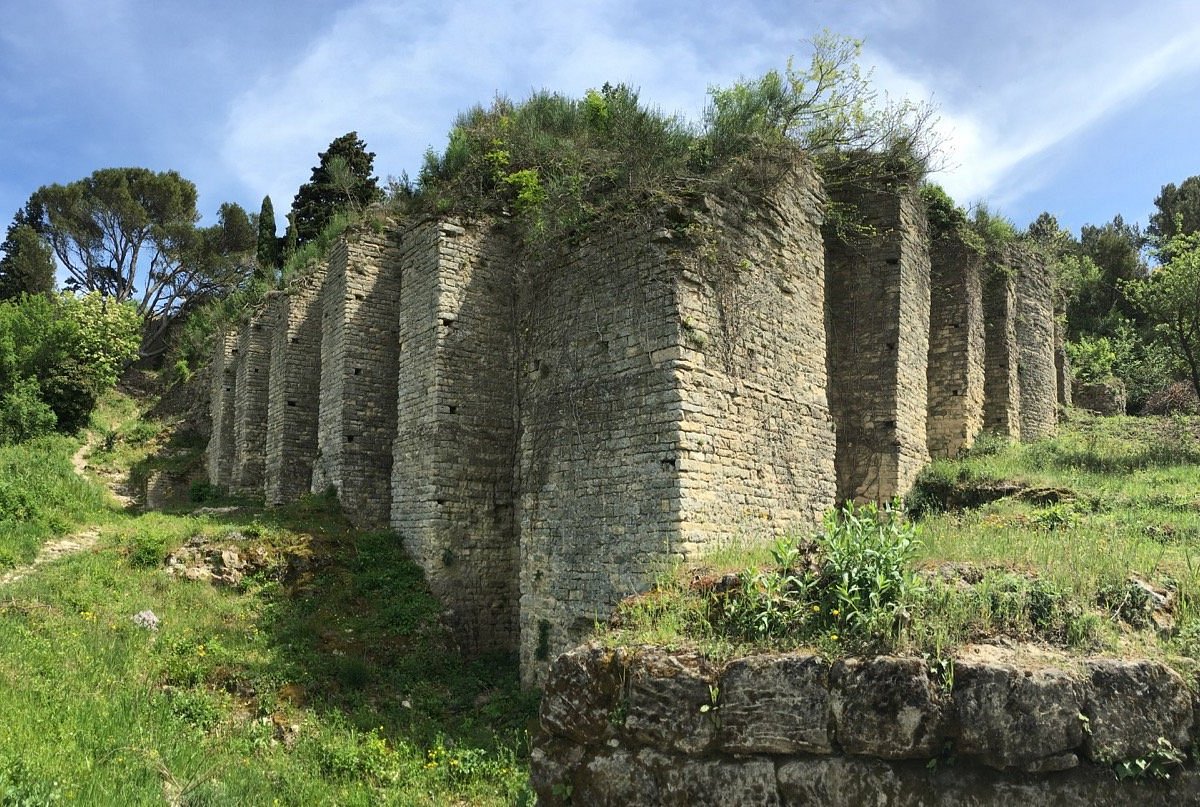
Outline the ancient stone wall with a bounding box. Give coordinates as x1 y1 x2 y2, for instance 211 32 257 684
1014 247 1058 441
516 219 682 681
982 257 1021 439
518 162 837 682
391 218 519 656
672 162 837 554
230 305 276 494
825 182 931 501
205 163 1067 685
534 644 1199 806
1055 318 1072 409
205 326 240 488
312 226 402 527
264 264 326 506
927 233 986 458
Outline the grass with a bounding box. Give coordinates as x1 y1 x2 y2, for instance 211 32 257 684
602 413 1200 675
7 389 1199 801
0 434 114 569
0 392 537 805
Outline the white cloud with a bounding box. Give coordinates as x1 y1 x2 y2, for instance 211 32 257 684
898 4 1200 208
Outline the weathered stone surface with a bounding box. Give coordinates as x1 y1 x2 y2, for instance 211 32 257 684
777 756 927 806
528 739 584 806
1073 378 1127 416
778 755 1200 806
927 233 986 459
953 660 1085 771
1082 659 1193 763
622 648 718 755
830 656 949 758
576 750 658 807
644 750 780 807
520 161 837 682
312 224 401 527
718 652 832 754
825 180 931 502
982 257 1020 439
265 265 325 506
1055 317 1072 409
1014 246 1058 441
205 326 240 487
392 218 519 656
538 643 623 745
231 305 277 494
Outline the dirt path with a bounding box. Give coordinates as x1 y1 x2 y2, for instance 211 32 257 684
0 436 125 587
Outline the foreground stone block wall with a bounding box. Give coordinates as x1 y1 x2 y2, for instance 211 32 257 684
205 326 240 487
264 265 326 506
392 218 519 655
534 645 1199 806
927 234 986 458
1014 247 1058 441
230 305 277 494
312 226 402 527
825 182 931 501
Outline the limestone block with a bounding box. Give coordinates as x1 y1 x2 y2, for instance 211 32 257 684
1081 659 1192 763
718 652 833 754
576 751 658 807
777 756 924 806
539 644 623 745
622 648 718 755
644 751 780 807
830 656 950 758
952 660 1085 771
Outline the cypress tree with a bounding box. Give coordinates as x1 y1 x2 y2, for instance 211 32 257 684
0 198 55 300
256 195 280 282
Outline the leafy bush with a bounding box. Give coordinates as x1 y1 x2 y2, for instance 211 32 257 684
126 532 169 569
0 292 139 441
815 502 922 646
0 377 57 444
710 503 922 652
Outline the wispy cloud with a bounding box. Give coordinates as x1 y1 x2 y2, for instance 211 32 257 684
881 3 1200 211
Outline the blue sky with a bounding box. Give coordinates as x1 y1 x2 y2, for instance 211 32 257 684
3 0 1200 238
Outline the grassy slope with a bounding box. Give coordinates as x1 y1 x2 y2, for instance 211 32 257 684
0 392 536 805
603 413 1200 671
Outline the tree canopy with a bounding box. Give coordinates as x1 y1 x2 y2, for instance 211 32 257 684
290 132 381 246
1148 175 1200 247
32 168 255 353
1127 230 1200 402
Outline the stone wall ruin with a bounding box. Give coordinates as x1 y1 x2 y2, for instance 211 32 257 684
533 645 1199 806
205 158 1063 681
927 232 986 458
264 266 326 506
312 228 402 528
825 181 931 500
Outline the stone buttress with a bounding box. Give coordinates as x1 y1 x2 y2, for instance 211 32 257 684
312 225 402 528
824 180 932 502
264 263 327 505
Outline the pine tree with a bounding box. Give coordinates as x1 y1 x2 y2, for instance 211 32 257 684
289 132 381 245
0 197 55 300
